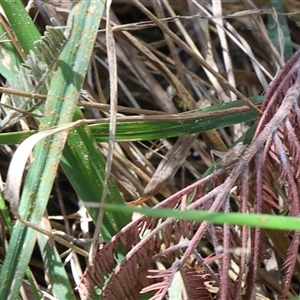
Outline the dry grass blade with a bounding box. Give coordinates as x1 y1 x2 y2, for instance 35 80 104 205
130 0 261 114
4 120 85 210
132 134 198 205
89 0 118 267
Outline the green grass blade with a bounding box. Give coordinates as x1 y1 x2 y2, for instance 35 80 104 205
0 97 262 145
0 193 41 299
60 110 131 241
0 23 21 81
91 98 260 142
0 0 40 54
37 231 76 299
0 2 104 298
104 203 300 231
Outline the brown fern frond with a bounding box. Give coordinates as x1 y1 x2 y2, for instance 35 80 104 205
280 232 300 299
78 215 160 299
255 50 300 132
142 268 177 300
181 265 216 300
251 50 300 299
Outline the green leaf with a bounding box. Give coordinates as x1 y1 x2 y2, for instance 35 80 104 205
0 0 40 54
104 203 300 231
0 97 262 145
61 110 130 241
